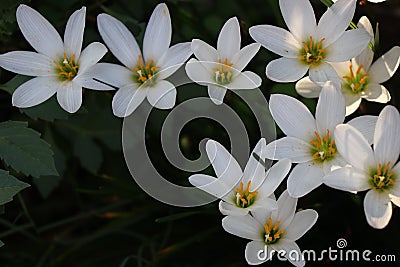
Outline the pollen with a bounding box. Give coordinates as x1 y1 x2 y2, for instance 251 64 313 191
343 63 369 94
263 218 284 244
300 36 326 66
132 55 159 86
310 130 336 162
369 162 396 192
54 53 79 81
234 180 258 208
212 58 234 85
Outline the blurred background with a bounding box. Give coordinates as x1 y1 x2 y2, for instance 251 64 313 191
0 0 399 266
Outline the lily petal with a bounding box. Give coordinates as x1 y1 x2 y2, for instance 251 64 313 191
97 13 141 69
227 71 261 90
185 59 213 86
232 43 261 72
112 84 146 117
271 239 305 267
323 166 370 192
364 84 391 103
269 94 316 141
12 76 58 108
77 42 107 74
347 115 378 145
143 3 171 62
267 57 309 82
364 190 392 229
342 89 362 116
146 80 176 109
287 163 324 198
295 77 322 98
191 39 218 62
245 241 271 265
56 81 82 113
64 7 85 58
0 51 54 76
217 17 241 60
274 190 297 229
263 137 312 163
157 42 192 80
222 215 264 241
219 201 248 216
285 209 318 241
88 63 133 88
256 158 291 197
16 5 64 59
309 63 339 85
368 46 400 84
208 84 226 105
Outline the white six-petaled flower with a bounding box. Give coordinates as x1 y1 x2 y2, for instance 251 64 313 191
324 105 400 229
185 17 262 105
189 139 291 216
222 190 318 266
0 5 110 113
249 0 371 85
93 3 192 117
296 16 400 116
262 82 377 198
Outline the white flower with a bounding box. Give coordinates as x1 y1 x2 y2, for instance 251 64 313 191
263 81 377 198
249 0 371 85
185 17 261 105
189 138 291 216
324 105 400 229
296 16 400 116
94 3 192 117
0 5 109 113
222 190 318 266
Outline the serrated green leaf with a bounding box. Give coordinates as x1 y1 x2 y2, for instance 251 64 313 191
0 121 57 178
0 169 30 205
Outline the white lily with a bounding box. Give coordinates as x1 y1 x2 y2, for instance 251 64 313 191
263 82 377 198
296 16 400 116
324 105 400 229
249 0 370 85
189 138 291 216
0 5 109 113
185 17 261 105
222 190 318 266
94 3 192 117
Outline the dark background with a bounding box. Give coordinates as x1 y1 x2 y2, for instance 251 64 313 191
0 0 399 266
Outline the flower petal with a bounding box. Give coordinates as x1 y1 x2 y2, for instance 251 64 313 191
368 46 400 84
249 25 301 58
56 81 82 113
16 5 63 59
222 215 263 241
275 190 297 229
364 190 392 229
269 94 316 140
364 84 391 103
12 76 58 108
285 209 318 241
227 71 261 90
97 13 141 69
206 140 243 184
143 3 171 62
287 163 324 198
315 81 345 135
322 154 348 174
188 175 233 200
325 29 371 62
256 158 291 197
217 17 241 59
243 138 266 185
342 89 362 116
146 80 176 109
279 0 316 41
271 239 305 267
232 43 261 72
77 42 107 74
347 115 378 145
88 63 133 88
191 39 218 62
245 241 271 265
323 166 369 192
112 84 146 117
309 63 339 85
266 57 309 83
358 16 374 38
295 77 322 98
185 59 213 85
64 7 85 58
219 201 249 216
263 137 312 163
0 51 54 76
334 124 375 170
157 42 192 80
208 84 226 105
373 105 400 165
73 69 115 91
315 0 356 46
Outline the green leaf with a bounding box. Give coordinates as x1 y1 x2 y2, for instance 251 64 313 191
74 136 103 173
0 121 58 178
0 75 30 94
0 169 30 205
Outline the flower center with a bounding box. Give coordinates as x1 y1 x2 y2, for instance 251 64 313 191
54 53 79 81
300 36 326 66
310 130 336 162
212 58 233 85
132 55 159 86
369 162 396 192
263 218 284 245
343 64 369 94
234 181 258 208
